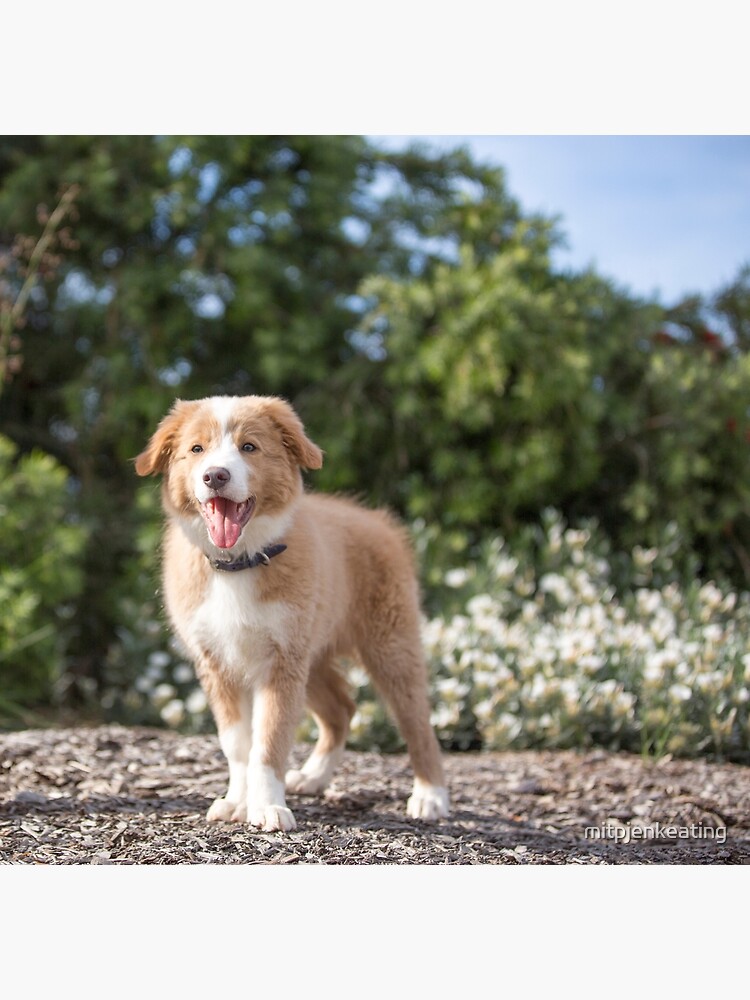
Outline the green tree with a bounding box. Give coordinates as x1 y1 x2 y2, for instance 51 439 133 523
1 135 747 718
0 181 87 722
0 136 518 702
0 437 87 715
307 233 661 541
608 275 750 580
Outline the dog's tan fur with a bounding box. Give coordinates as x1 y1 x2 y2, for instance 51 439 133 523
135 395 449 831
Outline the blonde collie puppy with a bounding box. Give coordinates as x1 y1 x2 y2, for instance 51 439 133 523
135 395 449 832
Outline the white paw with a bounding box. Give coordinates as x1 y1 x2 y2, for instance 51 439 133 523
206 797 246 823
247 805 297 832
407 784 450 821
285 768 329 796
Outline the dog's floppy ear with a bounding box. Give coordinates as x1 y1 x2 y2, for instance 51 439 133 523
134 400 195 476
266 397 323 470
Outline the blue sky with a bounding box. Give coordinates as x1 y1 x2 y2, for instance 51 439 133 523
371 136 750 305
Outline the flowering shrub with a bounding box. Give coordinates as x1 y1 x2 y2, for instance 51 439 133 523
114 509 750 763
101 606 213 734
421 510 750 761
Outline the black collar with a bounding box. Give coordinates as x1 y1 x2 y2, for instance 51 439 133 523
208 543 287 573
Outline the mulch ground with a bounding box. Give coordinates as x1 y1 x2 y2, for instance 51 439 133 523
1 724 748 865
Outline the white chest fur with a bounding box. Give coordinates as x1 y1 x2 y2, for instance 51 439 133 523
184 571 290 684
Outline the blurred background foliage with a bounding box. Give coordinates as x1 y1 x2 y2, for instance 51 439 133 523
1 135 749 734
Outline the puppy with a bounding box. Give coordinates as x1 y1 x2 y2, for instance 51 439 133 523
135 395 449 832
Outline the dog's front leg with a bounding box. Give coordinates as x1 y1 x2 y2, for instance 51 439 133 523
197 659 253 824
245 666 306 833
207 703 253 823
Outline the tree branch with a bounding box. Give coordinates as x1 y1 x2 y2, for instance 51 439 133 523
0 183 79 391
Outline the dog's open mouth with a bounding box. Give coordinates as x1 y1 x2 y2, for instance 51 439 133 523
200 496 256 549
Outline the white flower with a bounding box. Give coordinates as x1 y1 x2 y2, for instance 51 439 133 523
527 675 550 701
173 662 194 684
151 682 177 708
493 556 519 582
494 712 522 739
539 573 573 605
633 546 658 569
699 582 724 612
579 654 605 674
702 624 724 644
185 688 208 715
435 677 470 700
473 698 496 722
694 671 725 692
430 704 460 730
643 656 665 683
160 698 185 727
721 593 737 613
669 684 692 703
565 529 589 548
444 568 470 588
521 601 539 623
467 593 496 617
349 666 370 689
474 664 513 687
514 575 535 597
636 589 662 617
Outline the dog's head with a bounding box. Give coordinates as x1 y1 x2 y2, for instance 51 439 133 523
135 395 323 552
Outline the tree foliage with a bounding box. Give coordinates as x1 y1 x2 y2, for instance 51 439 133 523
0 135 748 716
0 437 87 713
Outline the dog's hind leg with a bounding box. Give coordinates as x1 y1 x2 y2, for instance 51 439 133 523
358 628 450 821
285 655 355 796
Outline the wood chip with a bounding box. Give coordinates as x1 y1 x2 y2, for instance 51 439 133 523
0 724 748 865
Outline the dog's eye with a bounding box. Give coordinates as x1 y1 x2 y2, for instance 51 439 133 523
191 444 204 454
242 443 256 453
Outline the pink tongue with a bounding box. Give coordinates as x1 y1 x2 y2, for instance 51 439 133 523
205 497 244 549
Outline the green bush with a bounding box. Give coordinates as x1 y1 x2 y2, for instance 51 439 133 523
0 435 87 719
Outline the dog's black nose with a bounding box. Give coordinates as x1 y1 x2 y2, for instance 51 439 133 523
203 467 231 490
